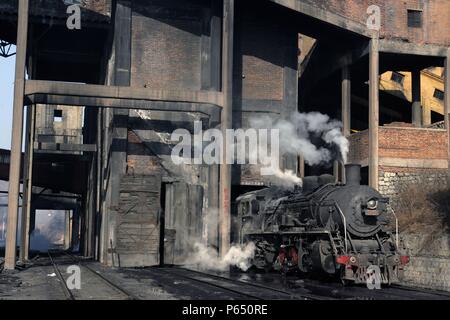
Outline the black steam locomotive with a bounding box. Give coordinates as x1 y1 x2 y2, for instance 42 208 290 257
235 164 409 285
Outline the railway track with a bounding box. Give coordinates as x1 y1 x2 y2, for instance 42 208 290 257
174 267 330 300
45 253 450 300
158 267 450 300
47 250 138 300
146 267 330 300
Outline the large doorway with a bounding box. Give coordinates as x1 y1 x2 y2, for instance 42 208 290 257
30 209 72 252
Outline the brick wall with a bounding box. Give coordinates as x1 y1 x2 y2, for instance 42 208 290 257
301 0 450 46
349 126 448 164
348 125 449 201
379 126 448 160
348 131 369 165
131 0 204 90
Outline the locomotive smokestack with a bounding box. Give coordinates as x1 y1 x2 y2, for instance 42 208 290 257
345 164 361 186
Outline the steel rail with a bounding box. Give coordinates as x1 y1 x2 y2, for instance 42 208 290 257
151 267 263 300
61 251 139 300
175 267 328 300
47 251 75 300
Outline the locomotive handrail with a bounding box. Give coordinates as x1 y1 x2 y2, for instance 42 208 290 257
387 204 399 249
334 202 348 253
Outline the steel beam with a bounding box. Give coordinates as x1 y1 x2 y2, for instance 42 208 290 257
5 0 29 270
219 0 234 257
368 35 379 190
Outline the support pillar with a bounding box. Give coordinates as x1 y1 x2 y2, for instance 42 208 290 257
5 0 29 270
340 65 351 183
445 48 450 170
219 0 234 257
101 0 132 264
64 210 71 250
368 35 379 190
412 69 422 127
422 105 431 126
298 156 305 178
19 104 35 262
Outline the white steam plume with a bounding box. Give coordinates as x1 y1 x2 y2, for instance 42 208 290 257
183 242 256 272
250 111 349 166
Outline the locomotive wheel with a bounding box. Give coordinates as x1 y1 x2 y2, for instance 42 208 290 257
252 239 276 271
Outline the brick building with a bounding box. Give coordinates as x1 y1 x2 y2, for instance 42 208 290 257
0 0 449 269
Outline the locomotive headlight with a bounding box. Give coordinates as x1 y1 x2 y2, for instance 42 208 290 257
366 199 378 210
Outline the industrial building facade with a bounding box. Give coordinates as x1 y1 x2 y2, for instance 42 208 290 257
0 0 449 270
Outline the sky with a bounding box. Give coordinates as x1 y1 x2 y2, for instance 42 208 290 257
0 49 16 150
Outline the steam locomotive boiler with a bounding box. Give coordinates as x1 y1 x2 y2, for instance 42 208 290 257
235 164 409 285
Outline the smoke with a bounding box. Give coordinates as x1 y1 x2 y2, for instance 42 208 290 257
250 111 349 166
183 241 256 272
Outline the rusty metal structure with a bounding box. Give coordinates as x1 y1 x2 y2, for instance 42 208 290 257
0 0 449 270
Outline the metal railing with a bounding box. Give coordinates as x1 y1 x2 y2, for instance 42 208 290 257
334 202 348 253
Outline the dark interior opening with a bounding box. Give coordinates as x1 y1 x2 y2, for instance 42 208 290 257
159 183 167 266
360 166 369 186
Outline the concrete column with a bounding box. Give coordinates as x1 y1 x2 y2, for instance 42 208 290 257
445 48 450 170
340 66 351 183
71 207 80 251
19 104 35 262
298 156 305 178
368 36 379 190
101 0 132 265
219 0 234 257
412 69 422 127
422 105 431 126
64 211 71 250
5 0 29 270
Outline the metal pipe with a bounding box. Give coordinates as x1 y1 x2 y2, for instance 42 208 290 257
388 204 399 249
5 0 29 270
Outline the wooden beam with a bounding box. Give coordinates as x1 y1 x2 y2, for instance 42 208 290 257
5 0 29 270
